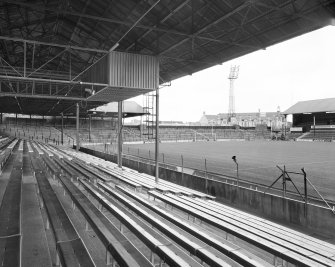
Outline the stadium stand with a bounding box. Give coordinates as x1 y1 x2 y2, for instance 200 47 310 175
299 127 335 141
104 183 272 267
145 190 335 267
80 180 215 267
2 2 335 265
0 124 73 145
0 146 22 267
60 125 270 144
31 157 96 267
284 98 335 141
1 138 335 266
21 142 52 267
58 175 153 267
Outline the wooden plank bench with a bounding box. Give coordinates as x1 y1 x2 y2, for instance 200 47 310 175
18 140 23 151
117 185 273 267
97 182 235 267
58 175 152 267
118 171 170 192
140 172 215 199
173 195 335 266
63 159 97 181
22 152 52 266
38 143 54 157
94 165 142 190
34 162 95 267
26 141 34 153
81 180 214 267
0 167 22 267
7 139 18 150
97 165 156 191
72 160 113 183
133 172 205 197
41 155 62 179
147 190 327 267
52 157 79 178
187 196 335 260
31 142 44 155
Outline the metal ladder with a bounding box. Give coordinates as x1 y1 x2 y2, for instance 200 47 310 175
143 91 156 140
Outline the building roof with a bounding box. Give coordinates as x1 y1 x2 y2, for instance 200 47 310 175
0 0 334 116
202 115 218 121
283 98 335 115
0 0 335 116
218 112 279 117
89 101 145 118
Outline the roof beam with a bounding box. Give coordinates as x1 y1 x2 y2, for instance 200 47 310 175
126 0 191 51
159 1 251 55
3 0 256 47
0 35 109 54
3 0 194 36
0 75 108 87
0 92 85 101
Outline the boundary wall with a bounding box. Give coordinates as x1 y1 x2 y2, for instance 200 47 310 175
79 146 335 238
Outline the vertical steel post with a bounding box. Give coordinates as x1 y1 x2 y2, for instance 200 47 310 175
69 49 72 80
88 114 92 142
283 165 286 197
313 115 316 139
181 155 184 180
61 113 64 145
205 158 208 192
155 87 160 183
137 148 140 171
23 41 26 77
117 101 123 168
76 103 80 151
302 168 308 216
236 162 239 187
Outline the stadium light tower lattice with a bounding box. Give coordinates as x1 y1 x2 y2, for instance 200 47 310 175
228 65 239 123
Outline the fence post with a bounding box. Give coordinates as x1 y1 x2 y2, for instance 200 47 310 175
205 158 208 192
283 165 286 198
138 148 140 172
163 153 165 163
302 168 308 217
149 150 151 159
181 155 184 181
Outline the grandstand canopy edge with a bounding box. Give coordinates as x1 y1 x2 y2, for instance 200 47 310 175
0 0 334 117
283 98 335 131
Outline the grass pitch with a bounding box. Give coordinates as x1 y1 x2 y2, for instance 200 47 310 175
124 140 335 201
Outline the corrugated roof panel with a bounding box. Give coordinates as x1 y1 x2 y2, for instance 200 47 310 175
283 98 335 114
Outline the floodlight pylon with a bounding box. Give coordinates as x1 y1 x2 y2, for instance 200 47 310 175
228 65 239 122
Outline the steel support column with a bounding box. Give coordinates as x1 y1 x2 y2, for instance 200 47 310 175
155 87 159 183
313 115 316 138
76 103 80 151
23 41 26 77
88 114 91 142
61 113 64 145
117 101 123 168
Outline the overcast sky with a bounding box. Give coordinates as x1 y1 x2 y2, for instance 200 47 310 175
131 25 335 122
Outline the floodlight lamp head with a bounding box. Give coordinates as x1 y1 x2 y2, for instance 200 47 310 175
232 156 237 162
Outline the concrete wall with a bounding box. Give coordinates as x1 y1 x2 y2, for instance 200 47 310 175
79 147 335 238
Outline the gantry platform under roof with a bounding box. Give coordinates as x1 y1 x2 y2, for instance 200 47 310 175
0 0 334 116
